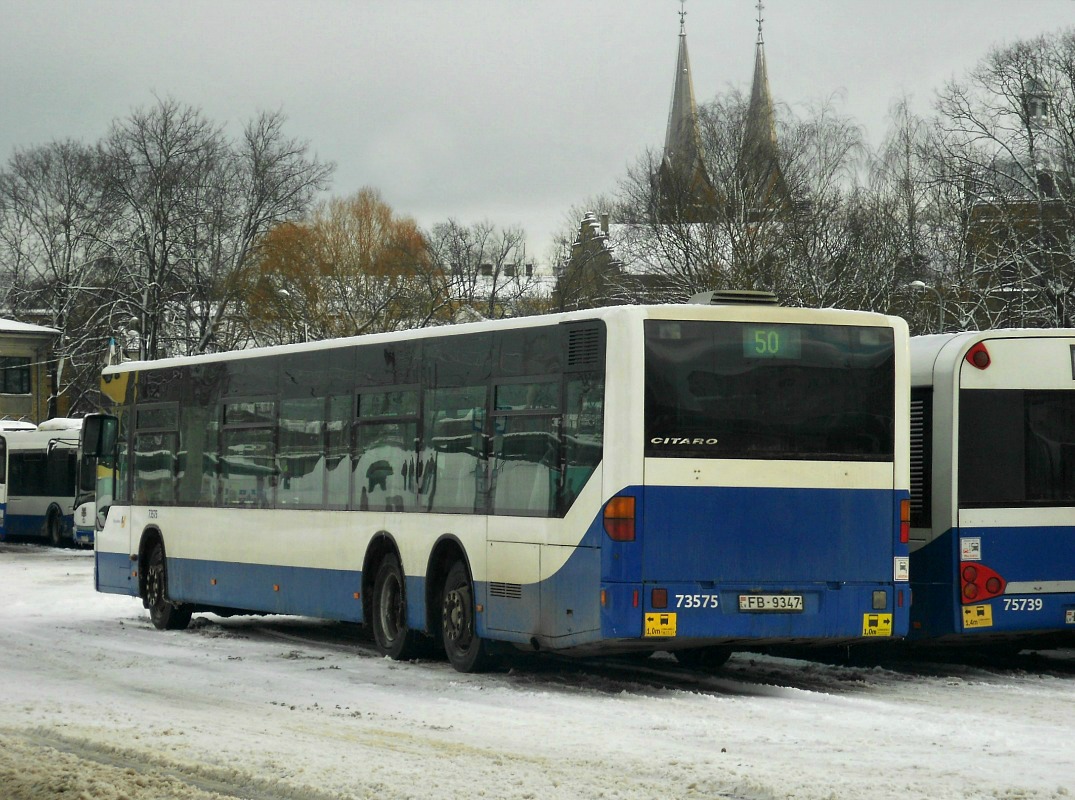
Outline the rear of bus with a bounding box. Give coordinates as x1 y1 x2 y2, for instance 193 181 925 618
911 332 1075 644
600 306 910 650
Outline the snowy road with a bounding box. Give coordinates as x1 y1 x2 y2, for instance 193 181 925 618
1 543 1073 800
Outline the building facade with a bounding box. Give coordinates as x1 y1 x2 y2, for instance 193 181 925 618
0 319 60 425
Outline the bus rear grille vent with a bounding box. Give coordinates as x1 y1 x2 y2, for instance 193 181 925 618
909 396 926 518
489 582 523 599
688 290 780 306
567 328 601 366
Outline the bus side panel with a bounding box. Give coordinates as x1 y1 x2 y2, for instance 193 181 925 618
167 557 365 622
1 497 70 540
95 550 138 596
535 543 601 645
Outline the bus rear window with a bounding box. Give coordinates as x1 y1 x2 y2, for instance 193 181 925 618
645 320 895 460
959 389 1075 506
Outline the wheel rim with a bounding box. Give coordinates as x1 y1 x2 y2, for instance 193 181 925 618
147 548 166 611
378 572 404 644
442 584 473 654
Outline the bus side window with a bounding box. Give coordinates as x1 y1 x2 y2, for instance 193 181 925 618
325 395 351 509
134 432 178 504
423 385 487 514
220 400 276 509
562 375 604 513
279 397 327 508
490 380 561 517
134 405 179 505
115 411 131 505
354 389 419 513
177 405 216 505
9 452 44 495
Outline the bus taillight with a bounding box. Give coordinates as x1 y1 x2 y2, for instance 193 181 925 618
899 498 910 544
965 342 991 370
960 562 1006 603
603 496 636 542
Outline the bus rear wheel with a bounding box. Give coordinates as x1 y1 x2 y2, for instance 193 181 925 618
371 554 422 661
441 561 492 673
673 646 731 671
145 541 192 631
47 509 65 548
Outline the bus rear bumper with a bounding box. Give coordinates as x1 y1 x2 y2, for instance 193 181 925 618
600 581 910 645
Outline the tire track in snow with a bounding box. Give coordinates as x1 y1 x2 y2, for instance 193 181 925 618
2 729 357 800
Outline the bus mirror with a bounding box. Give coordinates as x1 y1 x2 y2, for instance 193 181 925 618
82 414 118 458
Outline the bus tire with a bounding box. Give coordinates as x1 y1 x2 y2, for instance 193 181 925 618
47 509 65 548
673 646 731 671
145 540 193 631
441 560 493 673
371 553 422 661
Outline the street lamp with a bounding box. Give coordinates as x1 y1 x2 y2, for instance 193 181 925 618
907 280 944 333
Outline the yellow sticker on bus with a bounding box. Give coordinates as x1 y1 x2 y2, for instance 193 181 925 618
962 604 993 629
861 613 893 637
644 612 677 637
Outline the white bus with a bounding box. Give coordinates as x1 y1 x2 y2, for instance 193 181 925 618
72 428 97 547
909 329 1075 645
0 418 82 546
84 302 911 672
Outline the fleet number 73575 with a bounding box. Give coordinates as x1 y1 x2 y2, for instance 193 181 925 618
675 594 719 609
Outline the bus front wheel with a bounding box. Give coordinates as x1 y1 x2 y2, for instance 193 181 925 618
441 561 492 673
145 541 192 631
370 554 422 661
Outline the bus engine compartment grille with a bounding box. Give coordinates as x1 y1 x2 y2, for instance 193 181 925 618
489 582 523 599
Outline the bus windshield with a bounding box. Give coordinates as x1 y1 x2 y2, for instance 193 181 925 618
645 320 895 460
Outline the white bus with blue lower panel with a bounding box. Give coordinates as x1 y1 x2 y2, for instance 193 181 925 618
85 303 910 672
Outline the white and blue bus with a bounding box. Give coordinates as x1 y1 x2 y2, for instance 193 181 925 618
84 302 911 672
72 429 97 547
0 418 82 546
909 330 1075 645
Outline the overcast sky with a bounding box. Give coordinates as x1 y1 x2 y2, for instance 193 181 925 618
2 1 1072 263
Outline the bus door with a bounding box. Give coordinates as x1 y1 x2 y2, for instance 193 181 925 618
955 335 1075 636
83 414 135 593
0 435 7 538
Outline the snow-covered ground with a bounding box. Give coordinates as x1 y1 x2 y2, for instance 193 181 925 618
1 542 1073 800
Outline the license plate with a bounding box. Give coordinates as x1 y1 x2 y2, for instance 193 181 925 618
738 594 804 612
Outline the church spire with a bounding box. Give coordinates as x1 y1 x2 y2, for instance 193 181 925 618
740 0 788 214
662 0 704 177
658 1 713 221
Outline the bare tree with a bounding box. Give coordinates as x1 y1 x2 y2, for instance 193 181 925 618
425 219 542 320
100 97 332 358
933 29 1075 328
0 140 122 411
